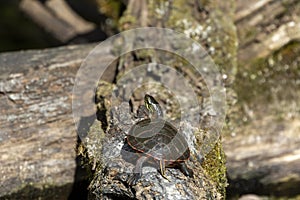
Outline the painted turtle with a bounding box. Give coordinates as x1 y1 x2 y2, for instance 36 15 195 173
126 94 193 185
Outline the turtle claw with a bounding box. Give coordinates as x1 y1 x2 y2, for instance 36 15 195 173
127 173 141 186
161 173 170 182
159 160 170 181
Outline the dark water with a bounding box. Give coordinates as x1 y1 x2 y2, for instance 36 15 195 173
0 0 110 53
0 0 59 52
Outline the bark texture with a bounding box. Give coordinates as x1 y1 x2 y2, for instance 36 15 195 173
84 0 236 199
0 44 96 199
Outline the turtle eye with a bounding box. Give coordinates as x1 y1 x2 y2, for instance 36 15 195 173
148 96 155 103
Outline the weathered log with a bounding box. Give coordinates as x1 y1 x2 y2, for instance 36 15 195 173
83 0 237 199
0 44 96 199
235 0 300 66
224 0 300 197
225 117 300 197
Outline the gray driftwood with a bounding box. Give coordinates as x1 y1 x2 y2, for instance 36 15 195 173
0 44 96 199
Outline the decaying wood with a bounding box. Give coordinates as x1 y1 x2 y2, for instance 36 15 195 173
224 0 300 197
235 0 273 22
225 116 300 196
236 0 300 65
238 20 300 62
0 43 96 199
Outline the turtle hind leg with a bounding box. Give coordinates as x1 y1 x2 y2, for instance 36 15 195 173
159 159 170 181
128 156 148 185
178 162 194 178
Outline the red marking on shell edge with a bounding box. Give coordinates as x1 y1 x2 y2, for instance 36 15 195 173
126 119 190 162
126 138 190 162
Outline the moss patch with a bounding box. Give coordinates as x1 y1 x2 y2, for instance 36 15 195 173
202 139 228 198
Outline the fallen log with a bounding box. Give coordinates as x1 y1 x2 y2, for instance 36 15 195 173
0 44 96 199
82 0 237 199
235 0 300 65
225 117 300 197
225 0 300 197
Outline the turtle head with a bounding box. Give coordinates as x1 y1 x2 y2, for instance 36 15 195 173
144 94 163 119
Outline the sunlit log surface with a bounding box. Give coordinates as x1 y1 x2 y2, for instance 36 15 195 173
0 44 96 199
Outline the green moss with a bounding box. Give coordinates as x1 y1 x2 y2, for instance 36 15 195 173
118 14 137 30
76 80 114 184
208 10 238 81
133 49 156 61
238 26 259 46
150 0 210 41
95 0 124 27
235 41 300 106
202 139 228 198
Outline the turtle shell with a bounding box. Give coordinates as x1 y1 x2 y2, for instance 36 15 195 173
127 119 190 162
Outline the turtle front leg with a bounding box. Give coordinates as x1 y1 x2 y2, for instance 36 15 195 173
128 156 148 185
159 159 170 181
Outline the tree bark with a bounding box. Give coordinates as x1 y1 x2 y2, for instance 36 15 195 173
0 44 96 199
